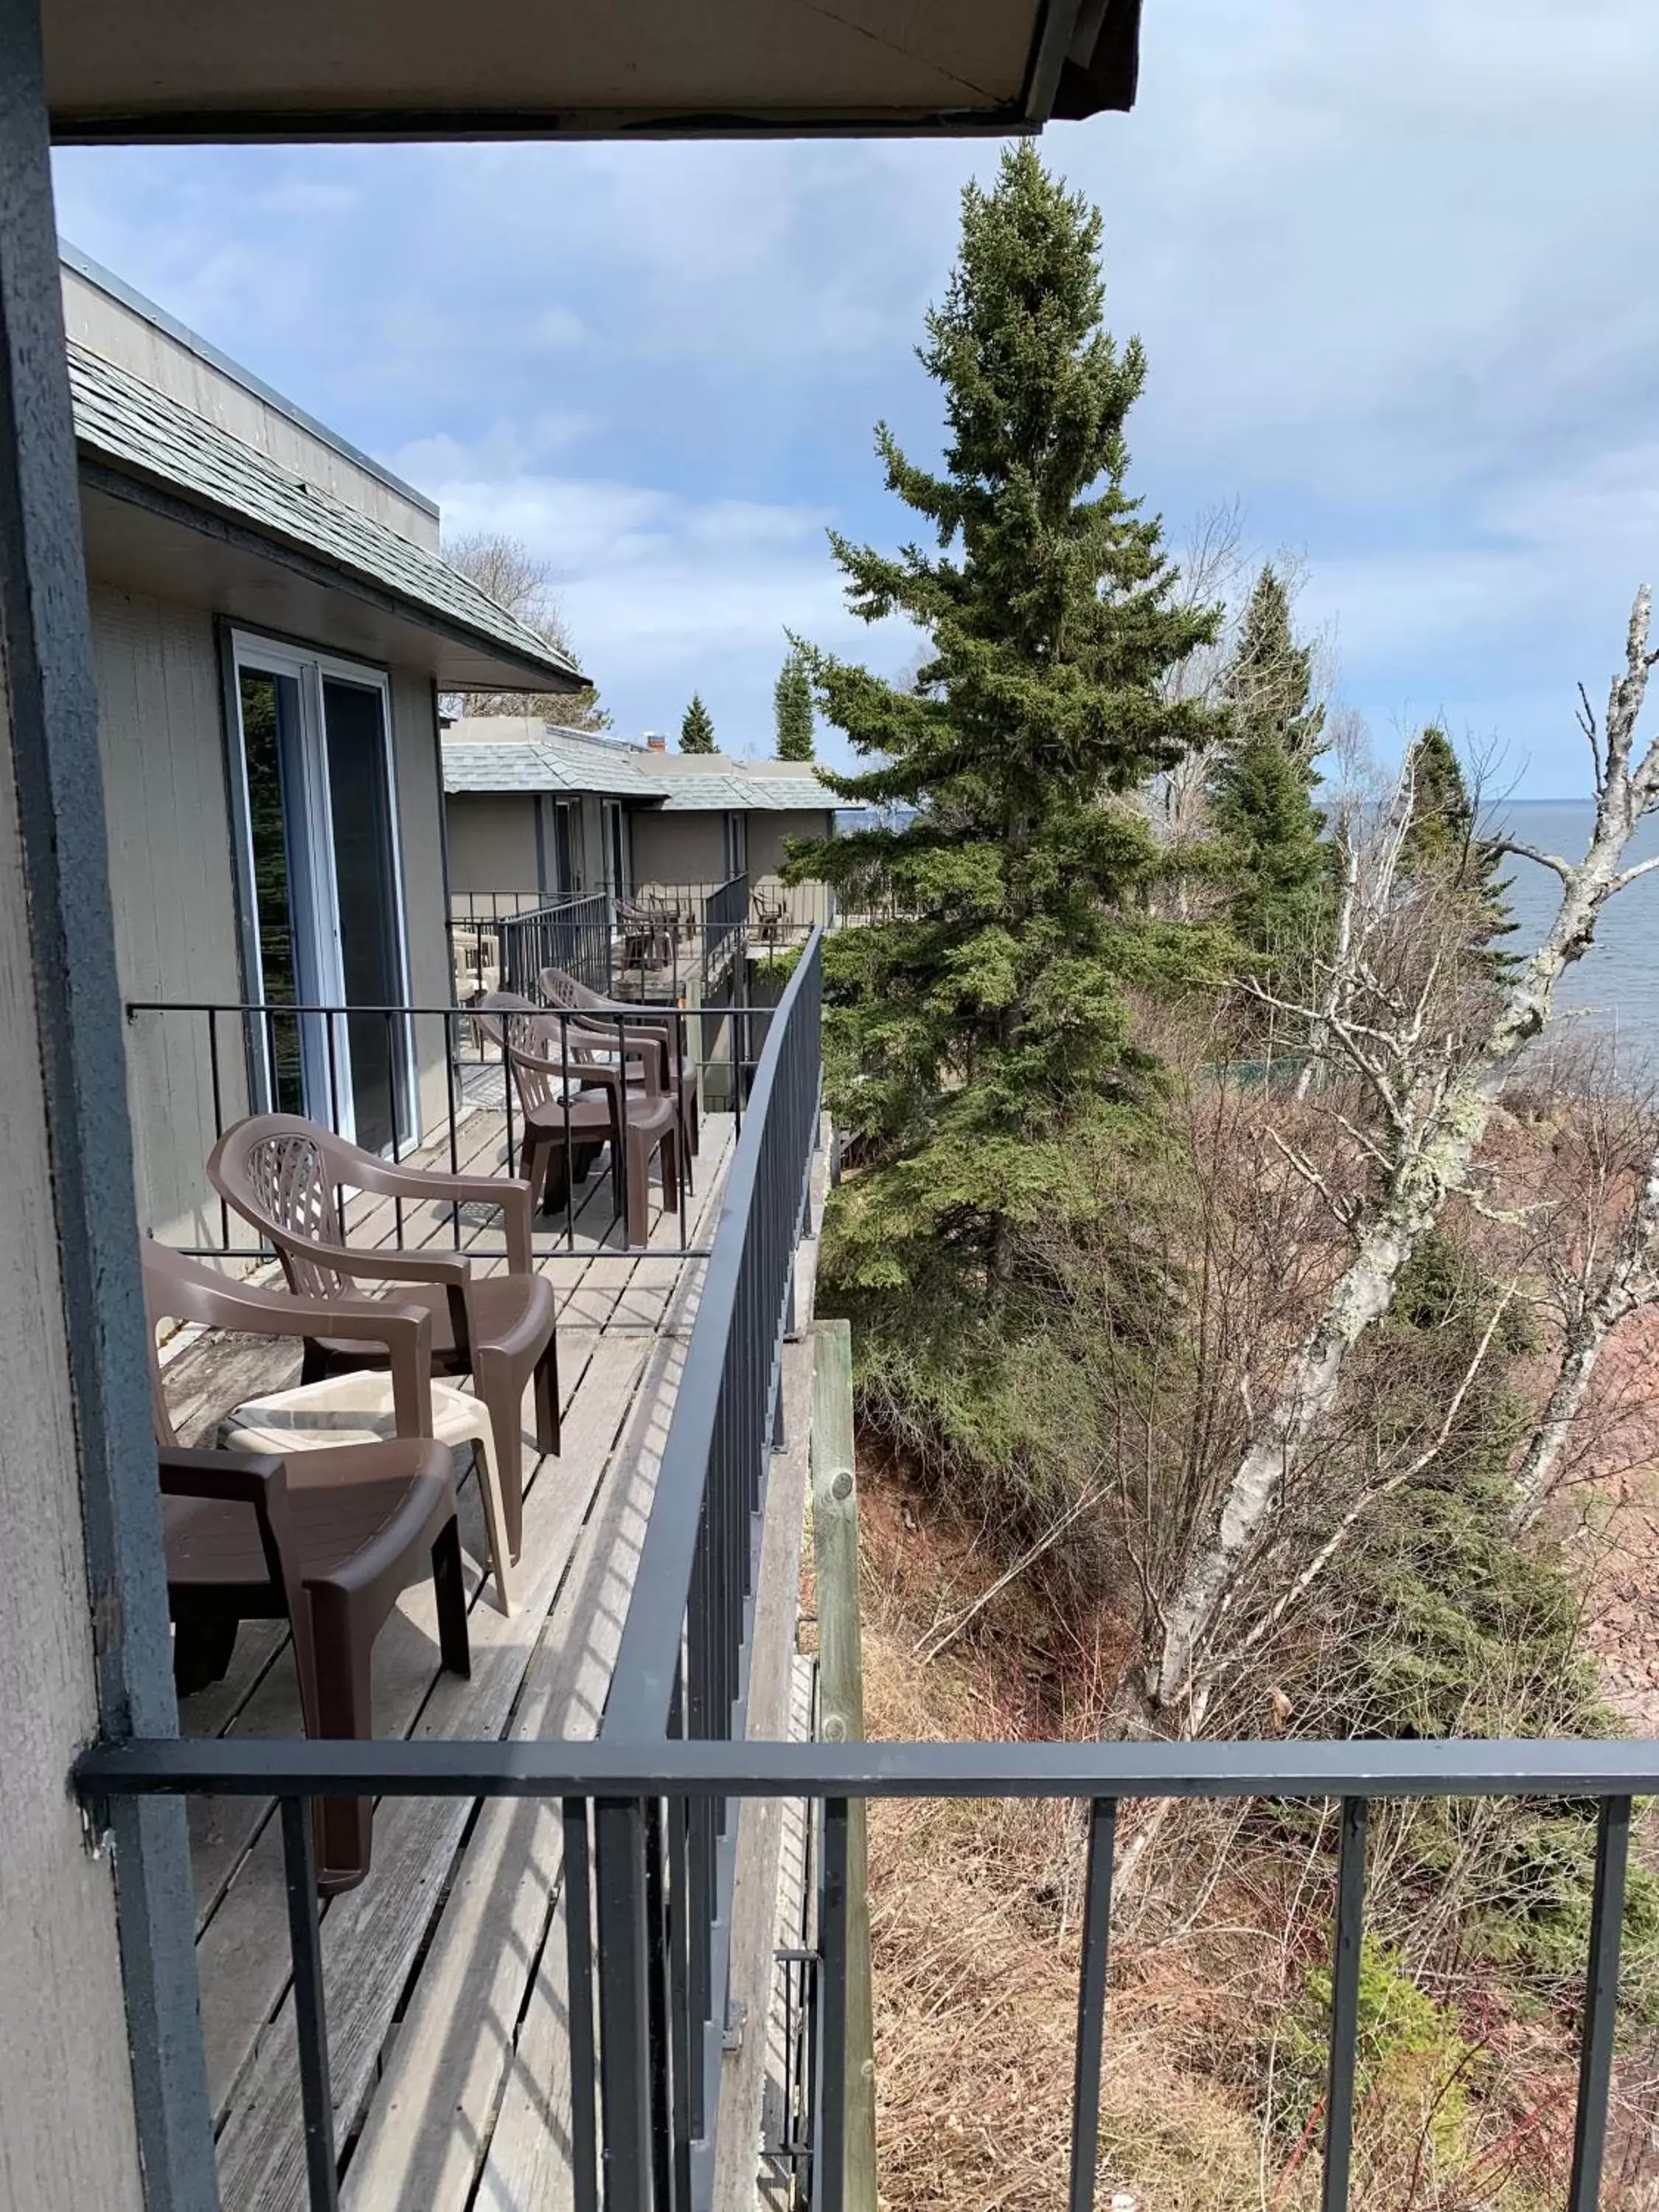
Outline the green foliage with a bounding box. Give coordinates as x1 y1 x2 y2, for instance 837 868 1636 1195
793 142 1228 1301
1399 724 1516 967
773 644 815 761
680 692 716 754
1209 566 1332 971
1282 1937 1475 2149
1289 1231 1659 2021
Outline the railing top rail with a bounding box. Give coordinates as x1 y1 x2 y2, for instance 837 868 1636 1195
603 923 821 1740
124 997 792 1018
76 1730 1659 1802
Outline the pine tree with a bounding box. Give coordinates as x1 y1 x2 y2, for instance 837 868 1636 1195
1210 565 1331 968
679 693 716 754
790 143 1228 1298
773 645 815 761
1399 723 1514 961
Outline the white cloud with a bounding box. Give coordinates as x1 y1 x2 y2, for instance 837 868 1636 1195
49 2 1659 788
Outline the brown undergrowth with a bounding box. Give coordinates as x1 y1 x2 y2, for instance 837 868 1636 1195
849 1451 1587 2212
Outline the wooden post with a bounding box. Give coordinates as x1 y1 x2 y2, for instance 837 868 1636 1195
811 1318 877 2212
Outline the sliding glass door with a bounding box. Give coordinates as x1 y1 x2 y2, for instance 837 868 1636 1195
229 634 416 1152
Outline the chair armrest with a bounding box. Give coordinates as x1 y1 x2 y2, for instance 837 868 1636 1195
159 1442 287 1505
159 1444 292 1592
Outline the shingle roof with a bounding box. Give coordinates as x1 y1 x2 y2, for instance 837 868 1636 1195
69 341 580 686
655 771 835 813
442 723 836 811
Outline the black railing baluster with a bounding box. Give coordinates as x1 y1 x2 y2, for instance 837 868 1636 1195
279 1796 338 2212
817 1798 850 2212
644 1800 677 2212
596 1796 655 2210
1067 1798 1117 2212
1321 1795 1369 2212
208 1005 229 1250
445 1009 462 1251
562 1800 600 2212
1568 1793 1632 2212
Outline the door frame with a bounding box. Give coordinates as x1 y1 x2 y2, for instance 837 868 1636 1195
224 627 420 1151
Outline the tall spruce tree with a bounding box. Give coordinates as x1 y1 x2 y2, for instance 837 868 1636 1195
790 144 1228 1297
679 693 716 754
773 644 815 760
1210 565 1331 967
1399 723 1515 962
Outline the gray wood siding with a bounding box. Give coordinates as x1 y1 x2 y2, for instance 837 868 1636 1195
746 807 833 879
630 807 726 889
91 582 248 1248
445 793 540 899
0 642 147 2212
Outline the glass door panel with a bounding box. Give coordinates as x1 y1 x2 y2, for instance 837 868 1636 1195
239 667 313 1117
323 676 409 1157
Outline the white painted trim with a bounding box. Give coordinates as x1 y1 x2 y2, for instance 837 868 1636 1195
227 628 421 1154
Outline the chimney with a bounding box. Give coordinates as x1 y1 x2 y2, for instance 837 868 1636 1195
645 732 667 753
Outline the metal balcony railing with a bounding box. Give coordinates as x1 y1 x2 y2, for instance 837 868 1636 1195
88 928 1652 2212
77 1733 1653 2212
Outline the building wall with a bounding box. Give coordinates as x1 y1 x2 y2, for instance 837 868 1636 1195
630 807 726 889
746 807 833 880
445 792 540 900
91 582 248 1251
94 582 456 1238
0 593 150 2212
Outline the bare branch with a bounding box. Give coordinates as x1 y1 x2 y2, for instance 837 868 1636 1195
1492 838 1576 883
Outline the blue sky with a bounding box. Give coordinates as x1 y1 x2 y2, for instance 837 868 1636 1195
52 0 1659 796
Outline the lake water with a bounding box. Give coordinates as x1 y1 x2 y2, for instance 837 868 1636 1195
1496 801 1659 1065
835 799 1659 1060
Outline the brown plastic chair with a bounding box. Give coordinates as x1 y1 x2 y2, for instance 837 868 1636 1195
537 962 700 1158
476 991 681 1248
145 1241 467 1891
206 1114 558 1559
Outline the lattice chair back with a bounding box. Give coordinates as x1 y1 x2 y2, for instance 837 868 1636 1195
207 1114 357 1299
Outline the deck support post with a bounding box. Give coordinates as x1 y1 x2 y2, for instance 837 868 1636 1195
0 2 217 2202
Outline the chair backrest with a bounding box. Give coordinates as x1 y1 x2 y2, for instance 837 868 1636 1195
473 991 591 1113
538 964 608 1015
207 1115 360 1298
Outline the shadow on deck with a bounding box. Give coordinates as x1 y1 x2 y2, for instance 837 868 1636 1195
155 1100 741 2209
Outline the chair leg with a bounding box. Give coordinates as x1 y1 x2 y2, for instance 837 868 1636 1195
171 1607 240 1696
430 1514 471 1677
468 1427 517 1613
533 1333 560 1459
625 1130 649 1247
477 1363 526 1562
306 1585 375 1893
659 1123 680 1214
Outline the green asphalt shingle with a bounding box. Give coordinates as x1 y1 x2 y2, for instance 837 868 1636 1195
70 341 580 685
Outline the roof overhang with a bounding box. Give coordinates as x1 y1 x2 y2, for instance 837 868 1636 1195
80 467 575 693
44 1 1142 145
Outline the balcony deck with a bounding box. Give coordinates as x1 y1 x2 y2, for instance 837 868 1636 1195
155 1091 820 2210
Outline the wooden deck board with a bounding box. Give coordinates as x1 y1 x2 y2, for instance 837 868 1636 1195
163 1099 745 2209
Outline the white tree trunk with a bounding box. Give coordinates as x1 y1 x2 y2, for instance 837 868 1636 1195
1152 589 1659 1719
1509 1136 1659 1531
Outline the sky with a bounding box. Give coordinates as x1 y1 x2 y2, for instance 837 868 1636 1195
50 0 1659 796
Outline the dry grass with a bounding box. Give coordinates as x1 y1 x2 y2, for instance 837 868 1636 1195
846 1455 1583 2212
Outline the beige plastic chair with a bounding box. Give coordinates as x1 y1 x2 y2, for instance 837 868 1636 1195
223 1368 515 1613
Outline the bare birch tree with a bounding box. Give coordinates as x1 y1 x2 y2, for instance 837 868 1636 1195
1149 587 1659 1728
1509 1054 1659 1531
442 528 610 728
